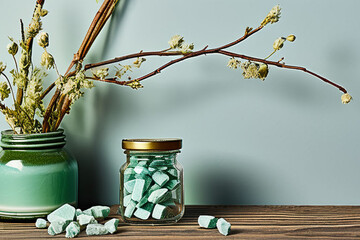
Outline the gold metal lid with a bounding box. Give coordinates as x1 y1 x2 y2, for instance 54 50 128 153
122 138 182 151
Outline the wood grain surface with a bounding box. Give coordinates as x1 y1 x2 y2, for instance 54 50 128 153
1 205 360 239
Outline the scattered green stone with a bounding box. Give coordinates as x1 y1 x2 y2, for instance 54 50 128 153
86 224 109 236
148 188 169 204
152 204 167 219
47 204 75 223
198 215 218 229
164 179 180 190
77 214 97 226
82 208 93 216
48 219 71 235
75 209 83 217
91 206 111 218
216 218 231 236
152 171 170 187
35 218 47 228
131 178 146 202
65 221 81 238
104 218 119 234
124 200 137 218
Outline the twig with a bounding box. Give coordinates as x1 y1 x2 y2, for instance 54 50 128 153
42 0 119 132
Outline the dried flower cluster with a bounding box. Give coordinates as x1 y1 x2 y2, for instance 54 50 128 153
0 1 351 134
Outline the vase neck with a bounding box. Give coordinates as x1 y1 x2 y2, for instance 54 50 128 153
0 129 66 150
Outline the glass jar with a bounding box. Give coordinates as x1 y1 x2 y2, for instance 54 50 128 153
119 139 184 225
0 129 78 220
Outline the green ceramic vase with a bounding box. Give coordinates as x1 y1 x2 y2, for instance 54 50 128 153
0 129 78 220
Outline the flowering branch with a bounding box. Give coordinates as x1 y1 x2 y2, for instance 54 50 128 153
84 33 347 95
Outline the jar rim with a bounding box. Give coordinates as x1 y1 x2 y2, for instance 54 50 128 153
122 138 182 151
0 129 66 150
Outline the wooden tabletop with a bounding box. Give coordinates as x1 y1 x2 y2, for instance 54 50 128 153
1 205 360 239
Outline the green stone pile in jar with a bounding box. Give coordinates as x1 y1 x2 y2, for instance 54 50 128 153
120 153 182 223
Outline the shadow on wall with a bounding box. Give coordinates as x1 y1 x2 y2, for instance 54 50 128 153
186 154 277 205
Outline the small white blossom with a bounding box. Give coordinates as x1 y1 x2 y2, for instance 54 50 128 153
180 43 194 54
26 4 43 38
168 35 184 49
341 93 352 104
227 58 241 69
133 58 146 68
92 68 109 80
258 63 269 80
261 5 281 26
0 82 10 101
286 34 296 42
40 9 48 17
273 37 286 51
241 62 258 79
7 42 18 55
0 62 6 75
38 32 49 48
240 61 268 80
127 81 143 90
62 78 76 95
40 51 54 69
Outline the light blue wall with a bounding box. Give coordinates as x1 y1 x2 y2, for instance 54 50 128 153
0 0 359 207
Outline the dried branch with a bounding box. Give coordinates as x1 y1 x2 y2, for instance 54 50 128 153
42 0 119 132
85 37 347 94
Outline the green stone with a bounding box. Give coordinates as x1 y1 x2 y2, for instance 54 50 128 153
65 221 81 238
123 194 132 207
86 224 109 236
47 219 71 235
152 204 167 219
35 218 47 228
216 218 231 236
149 160 165 167
137 161 148 167
161 199 176 207
164 180 180 190
104 218 119 234
152 171 169 187
124 179 137 193
167 168 178 178
148 188 170 204
75 209 83 217
124 200 137 218
134 166 150 175
82 208 93 216
198 215 218 229
134 202 154 220
124 168 136 181
77 214 97 226
131 179 146 202
136 184 161 208
47 203 75 223
90 206 110 218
